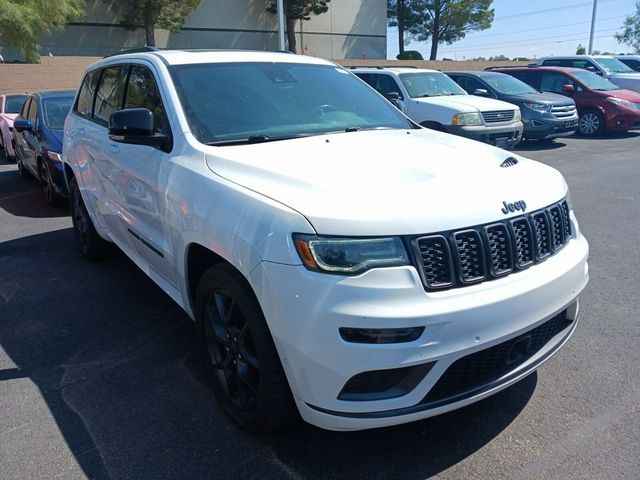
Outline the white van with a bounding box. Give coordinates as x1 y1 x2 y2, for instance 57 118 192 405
352 67 523 148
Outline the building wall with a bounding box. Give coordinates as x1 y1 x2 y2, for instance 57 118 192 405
0 0 387 62
0 57 530 96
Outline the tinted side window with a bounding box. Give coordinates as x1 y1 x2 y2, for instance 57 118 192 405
27 98 38 128
541 59 567 67
123 66 169 134
454 76 487 94
94 66 126 125
368 74 404 99
20 98 32 117
620 58 640 71
540 72 571 93
75 69 100 117
504 72 537 89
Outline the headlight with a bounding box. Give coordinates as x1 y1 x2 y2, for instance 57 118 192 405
606 97 639 110
523 102 550 113
293 235 410 274
452 112 483 126
47 151 62 162
513 109 522 122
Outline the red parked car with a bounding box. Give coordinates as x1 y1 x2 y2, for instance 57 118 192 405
488 66 640 136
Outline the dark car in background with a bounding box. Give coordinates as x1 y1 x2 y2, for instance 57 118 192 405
488 66 640 136
13 90 75 206
447 71 578 141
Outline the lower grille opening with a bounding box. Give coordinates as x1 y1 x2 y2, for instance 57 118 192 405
339 362 435 401
339 327 425 344
423 310 571 404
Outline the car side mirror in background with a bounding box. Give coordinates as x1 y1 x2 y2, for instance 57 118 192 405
13 119 33 132
562 84 575 93
473 88 490 97
384 92 405 112
108 108 171 152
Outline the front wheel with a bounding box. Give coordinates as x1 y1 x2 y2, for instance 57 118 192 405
42 162 64 207
16 155 30 178
577 110 605 136
196 263 296 433
69 176 111 260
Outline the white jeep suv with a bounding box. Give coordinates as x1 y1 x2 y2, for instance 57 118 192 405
63 49 589 432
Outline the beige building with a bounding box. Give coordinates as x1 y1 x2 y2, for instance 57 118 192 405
1 0 386 62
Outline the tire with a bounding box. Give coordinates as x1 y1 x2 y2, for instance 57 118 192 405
69 176 111 261
195 263 296 434
16 154 30 178
577 110 605 136
42 161 64 207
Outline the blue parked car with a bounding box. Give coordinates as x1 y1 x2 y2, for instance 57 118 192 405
13 90 75 206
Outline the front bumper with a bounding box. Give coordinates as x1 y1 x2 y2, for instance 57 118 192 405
605 109 640 131
250 229 589 431
522 116 578 140
448 122 524 148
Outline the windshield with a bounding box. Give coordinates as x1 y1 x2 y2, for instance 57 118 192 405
169 63 411 145
573 70 619 91
43 96 73 130
4 95 27 114
482 74 537 95
399 72 467 97
596 57 635 74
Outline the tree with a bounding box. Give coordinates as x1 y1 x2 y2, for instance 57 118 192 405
615 1 640 54
266 1 331 54
109 0 202 47
0 0 85 62
408 0 495 60
576 43 586 55
387 0 421 56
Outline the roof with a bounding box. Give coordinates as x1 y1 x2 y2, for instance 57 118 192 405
489 66 586 74
98 49 335 67
349 67 439 74
447 70 509 77
538 55 616 60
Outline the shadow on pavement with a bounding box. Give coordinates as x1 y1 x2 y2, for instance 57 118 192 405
0 228 536 480
0 168 68 219
515 139 568 152
571 131 640 141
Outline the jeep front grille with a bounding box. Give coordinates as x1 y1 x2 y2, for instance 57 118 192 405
412 199 572 291
481 110 515 123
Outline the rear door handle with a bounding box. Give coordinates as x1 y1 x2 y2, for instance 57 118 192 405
77 127 85 135
108 144 120 154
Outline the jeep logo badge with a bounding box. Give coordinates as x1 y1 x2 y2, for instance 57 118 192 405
501 200 527 214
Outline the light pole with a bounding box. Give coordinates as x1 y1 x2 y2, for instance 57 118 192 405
588 0 598 54
277 0 286 51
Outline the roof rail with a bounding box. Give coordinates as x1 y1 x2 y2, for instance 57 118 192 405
347 66 385 69
103 46 160 58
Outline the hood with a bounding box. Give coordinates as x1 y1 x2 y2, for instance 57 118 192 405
504 92 574 106
1 113 18 124
414 94 517 112
49 129 64 146
204 129 567 236
608 75 640 93
601 88 640 102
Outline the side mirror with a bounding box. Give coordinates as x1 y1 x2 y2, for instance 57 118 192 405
108 108 171 151
561 84 575 93
473 88 490 97
13 119 33 133
384 92 404 111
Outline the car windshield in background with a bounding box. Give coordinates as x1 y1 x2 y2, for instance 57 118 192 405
596 57 635 74
573 71 620 91
5 95 27 114
169 63 411 145
43 96 73 130
482 74 537 95
400 72 467 98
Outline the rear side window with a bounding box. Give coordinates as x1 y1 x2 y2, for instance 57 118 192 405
541 59 569 67
20 98 32 117
123 66 170 134
75 70 100 117
27 97 39 128
94 66 126 125
454 76 487 94
508 71 539 90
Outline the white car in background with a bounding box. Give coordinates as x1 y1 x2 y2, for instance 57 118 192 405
352 67 523 149
63 49 588 433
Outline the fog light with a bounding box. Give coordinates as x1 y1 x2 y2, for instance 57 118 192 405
339 362 435 401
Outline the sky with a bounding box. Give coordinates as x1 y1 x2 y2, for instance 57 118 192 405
386 0 638 60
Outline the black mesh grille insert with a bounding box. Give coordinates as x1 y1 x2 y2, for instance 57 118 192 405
415 235 454 288
423 310 571 404
454 230 486 282
484 224 513 276
532 212 552 259
410 199 571 292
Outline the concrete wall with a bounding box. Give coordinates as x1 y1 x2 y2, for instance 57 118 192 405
0 57 100 96
0 57 529 96
0 0 387 61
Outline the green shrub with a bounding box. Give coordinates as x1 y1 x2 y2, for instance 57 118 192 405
396 50 424 60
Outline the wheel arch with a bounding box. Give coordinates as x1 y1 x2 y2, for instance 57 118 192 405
420 121 447 132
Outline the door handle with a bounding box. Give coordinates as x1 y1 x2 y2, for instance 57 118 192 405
77 127 86 135
108 144 120 154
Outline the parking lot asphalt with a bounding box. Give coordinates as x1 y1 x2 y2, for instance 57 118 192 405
1 133 640 480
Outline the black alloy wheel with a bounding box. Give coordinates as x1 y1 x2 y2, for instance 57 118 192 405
69 176 110 260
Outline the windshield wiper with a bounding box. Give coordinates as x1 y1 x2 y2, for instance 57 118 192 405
344 126 362 132
205 133 310 146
